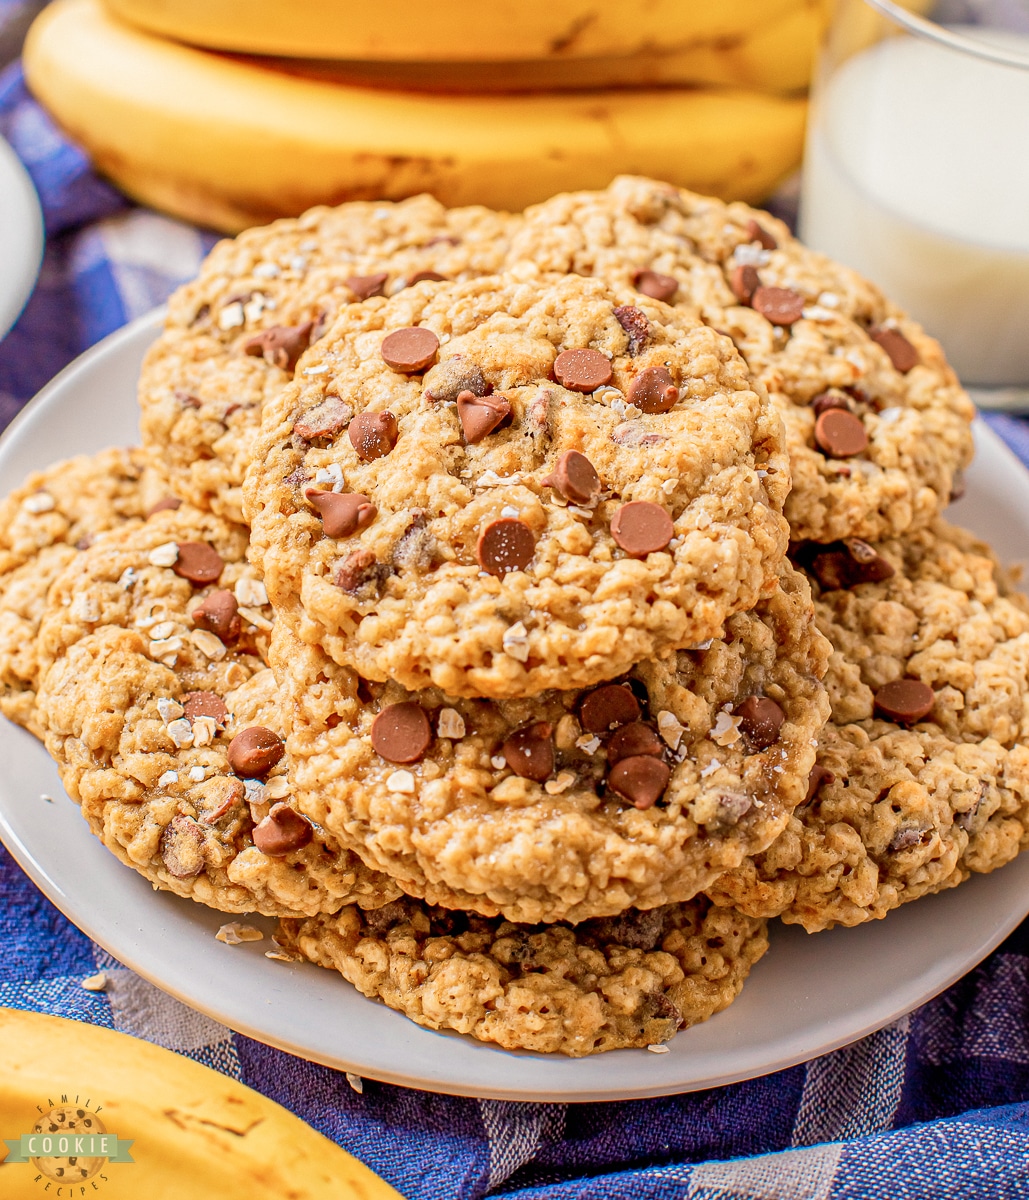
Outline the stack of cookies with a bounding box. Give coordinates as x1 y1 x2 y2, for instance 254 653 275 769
2 177 1021 1058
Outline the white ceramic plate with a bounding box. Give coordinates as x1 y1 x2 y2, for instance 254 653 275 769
0 133 42 339
1 309 1028 1102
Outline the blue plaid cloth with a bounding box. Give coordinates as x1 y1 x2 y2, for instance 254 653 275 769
2 50 1029 1200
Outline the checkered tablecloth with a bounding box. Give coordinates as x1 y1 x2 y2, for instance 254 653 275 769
2 49 1029 1200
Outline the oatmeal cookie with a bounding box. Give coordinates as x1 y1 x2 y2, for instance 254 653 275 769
245 272 790 698
708 521 1029 931
140 194 516 523
277 897 767 1057
271 563 829 924
34 505 399 916
508 175 975 542
0 447 170 737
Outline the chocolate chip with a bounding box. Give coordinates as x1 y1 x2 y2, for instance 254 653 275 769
806 538 895 589
146 496 182 517
182 691 228 726
159 814 206 878
613 305 650 355
632 269 677 302
243 321 314 372
391 510 438 571
349 411 398 460
172 542 224 586
253 803 314 856
371 702 431 763
715 791 753 826
176 390 202 408
346 272 388 301
502 721 554 783
610 501 674 557
192 589 240 640
424 357 488 403
811 391 851 417
293 396 353 441
745 218 777 250
608 755 670 809
305 489 377 537
871 327 919 373
553 348 612 393
874 680 935 724
734 696 785 749
806 764 835 803
607 721 664 763
227 726 285 777
949 469 967 503
381 326 440 373
627 366 678 414
814 409 868 458
541 449 601 505
580 684 641 734
752 286 805 326
476 518 535 576
730 264 761 304
456 390 511 443
335 548 391 598
406 270 447 286
889 826 930 852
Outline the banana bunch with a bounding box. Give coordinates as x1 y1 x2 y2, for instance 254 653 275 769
0 1008 401 1199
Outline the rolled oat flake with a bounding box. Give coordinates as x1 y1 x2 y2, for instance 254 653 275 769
874 679 936 724
172 542 224 586
610 501 674 557
553 348 613 393
371 702 432 764
476 518 535 576
814 409 868 459
380 326 440 373
541 448 601 504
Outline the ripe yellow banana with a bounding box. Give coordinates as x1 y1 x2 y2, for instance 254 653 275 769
25 0 807 234
0 1008 402 1199
244 1 828 96
103 0 813 61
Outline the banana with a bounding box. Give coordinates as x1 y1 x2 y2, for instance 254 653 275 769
0 1008 402 1199
242 1 829 96
102 0 812 61
25 0 807 234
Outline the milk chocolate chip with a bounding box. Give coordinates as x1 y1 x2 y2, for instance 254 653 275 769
874 680 935 724
349 411 398 460
610 501 674 557
627 366 678 414
607 721 664 763
381 326 440 373
406 270 447 286
182 691 228 726
613 305 650 355
553 348 612 393
192 589 240 640
632 269 678 302
335 548 391 598
159 815 206 878
227 726 285 777
752 286 805 327
243 321 314 372
746 218 778 250
502 721 554 783
871 327 919 373
608 755 670 809
371 702 431 763
306 489 377 537
146 496 182 517
172 542 224 586
806 764 835 803
541 449 601 505
424 357 488 403
734 696 785 749
814 409 868 458
346 272 388 301
806 538 895 590
476 518 535 576
456 390 511 443
811 391 851 418
580 684 640 733
253 803 314 856
730 264 761 305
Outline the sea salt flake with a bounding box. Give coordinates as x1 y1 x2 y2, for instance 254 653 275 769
22 491 55 514
437 708 466 739
386 769 416 794
215 922 263 945
148 541 180 567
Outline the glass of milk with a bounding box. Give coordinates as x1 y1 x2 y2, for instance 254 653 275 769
800 0 1029 408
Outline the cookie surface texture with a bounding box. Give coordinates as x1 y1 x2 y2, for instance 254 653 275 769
271 563 829 924
709 522 1029 930
139 194 516 523
278 897 767 1057
34 505 399 916
509 175 975 543
245 271 790 698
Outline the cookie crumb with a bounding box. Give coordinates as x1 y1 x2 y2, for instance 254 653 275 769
215 922 263 945
346 1072 364 1094
40 793 54 803
81 972 108 992
647 1043 671 1054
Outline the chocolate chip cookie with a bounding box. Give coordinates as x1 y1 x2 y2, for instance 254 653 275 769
708 521 1029 930
277 896 767 1057
139 194 516 523
508 175 975 543
34 505 399 916
270 562 829 924
244 272 790 698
